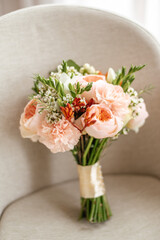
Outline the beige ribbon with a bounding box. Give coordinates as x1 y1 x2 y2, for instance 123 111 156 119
77 162 105 198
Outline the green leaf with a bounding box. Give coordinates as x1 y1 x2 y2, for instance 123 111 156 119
123 82 130 92
128 64 146 74
80 82 93 94
128 75 135 84
84 82 93 92
121 66 126 77
54 78 59 88
68 83 76 98
66 59 80 71
32 80 39 94
62 60 67 73
121 75 130 87
76 82 81 94
56 81 60 92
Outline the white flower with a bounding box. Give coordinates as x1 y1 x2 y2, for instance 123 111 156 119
127 87 138 97
80 63 96 75
59 73 76 94
106 68 116 83
122 128 129 135
57 64 62 72
89 66 96 74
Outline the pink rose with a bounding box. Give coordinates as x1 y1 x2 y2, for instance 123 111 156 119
127 102 149 133
20 99 44 142
38 118 81 153
90 80 131 119
81 103 123 138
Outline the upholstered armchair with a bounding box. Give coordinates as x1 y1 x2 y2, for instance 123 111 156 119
0 5 160 240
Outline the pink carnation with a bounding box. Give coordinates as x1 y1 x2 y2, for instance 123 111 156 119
38 118 81 153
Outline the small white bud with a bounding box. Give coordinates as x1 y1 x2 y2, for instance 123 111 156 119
89 66 95 73
107 68 116 83
84 63 90 69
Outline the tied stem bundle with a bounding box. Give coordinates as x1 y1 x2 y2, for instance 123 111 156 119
72 135 112 223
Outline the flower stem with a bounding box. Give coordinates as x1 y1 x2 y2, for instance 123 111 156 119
88 139 99 165
80 135 84 156
89 199 96 222
82 137 94 166
80 196 112 223
92 138 108 164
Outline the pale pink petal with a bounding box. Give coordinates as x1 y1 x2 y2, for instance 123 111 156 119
38 119 81 153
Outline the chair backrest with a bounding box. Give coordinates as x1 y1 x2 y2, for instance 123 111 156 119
0 5 160 216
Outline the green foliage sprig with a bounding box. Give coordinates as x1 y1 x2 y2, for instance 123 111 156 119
138 84 154 96
113 64 145 92
68 82 93 98
61 60 67 73
32 75 66 99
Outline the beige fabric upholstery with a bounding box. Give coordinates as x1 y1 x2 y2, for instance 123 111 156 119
0 175 160 240
0 5 160 218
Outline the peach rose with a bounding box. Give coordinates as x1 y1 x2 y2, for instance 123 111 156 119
127 102 149 133
81 103 123 138
73 75 106 101
90 80 130 119
38 118 81 153
20 99 45 142
81 75 106 83
74 74 105 86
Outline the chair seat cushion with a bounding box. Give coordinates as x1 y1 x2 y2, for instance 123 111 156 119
0 175 160 240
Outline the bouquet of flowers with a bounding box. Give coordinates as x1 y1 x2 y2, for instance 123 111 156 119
20 60 149 223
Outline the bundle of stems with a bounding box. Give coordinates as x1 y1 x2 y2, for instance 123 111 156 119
71 135 112 223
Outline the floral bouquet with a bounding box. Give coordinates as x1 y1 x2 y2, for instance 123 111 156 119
20 60 149 223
